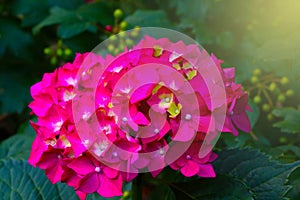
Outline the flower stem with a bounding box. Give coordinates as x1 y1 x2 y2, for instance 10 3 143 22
132 174 143 200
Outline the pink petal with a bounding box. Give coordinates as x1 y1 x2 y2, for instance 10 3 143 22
75 191 87 200
130 84 155 104
98 174 123 197
103 167 119 179
232 112 251 133
45 160 64 183
68 156 95 175
180 160 200 177
133 111 150 125
197 164 216 177
173 123 195 142
77 173 99 194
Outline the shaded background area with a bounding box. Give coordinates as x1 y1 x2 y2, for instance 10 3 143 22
0 0 300 199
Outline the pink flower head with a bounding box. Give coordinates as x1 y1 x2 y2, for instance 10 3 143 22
28 35 251 198
68 153 123 198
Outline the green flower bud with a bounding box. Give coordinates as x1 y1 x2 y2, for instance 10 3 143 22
113 9 123 19
277 94 286 103
267 113 273 121
125 39 133 46
118 44 125 51
279 137 287 143
50 56 57 65
107 44 114 53
56 48 63 57
262 104 271 112
280 76 289 85
119 31 126 38
120 21 128 30
253 68 262 76
64 48 72 56
43 47 51 55
130 27 140 38
253 95 261 104
109 35 117 41
269 82 277 92
250 76 259 84
286 89 294 97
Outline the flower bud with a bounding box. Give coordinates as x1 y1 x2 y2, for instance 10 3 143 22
119 31 126 38
277 94 286 103
280 76 289 85
107 44 114 53
269 82 276 92
50 56 57 65
64 48 72 56
286 89 294 97
44 47 51 55
262 104 271 112
120 21 128 30
253 68 262 76
105 25 113 32
113 9 123 19
109 35 117 41
56 48 63 57
253 95 261 104
279 137 287 143
250 76 259 84
267 113 273 121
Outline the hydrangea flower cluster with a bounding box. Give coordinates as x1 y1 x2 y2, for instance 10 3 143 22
29 36 251 199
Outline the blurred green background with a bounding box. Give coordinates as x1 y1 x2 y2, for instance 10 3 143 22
0 0 300 199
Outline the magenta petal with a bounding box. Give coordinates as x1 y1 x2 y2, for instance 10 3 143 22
133 156 150 169
37 152 58 169
77 173 99 194
45 160 64 183
103 167 119 179
133 111 150 125
98 175 123 197
130 84 155 104
30 82 42 97
233 94 248 114
75 191 87 200
68 156 95 175
29 98 52 117
232 112 251 133
173 123 195 142
181 160 200 177
197 164 216 177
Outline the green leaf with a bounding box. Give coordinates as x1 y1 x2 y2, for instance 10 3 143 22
48 0 85 10
125 10 173 27
247 99 260 128
57 22 96 39
170 175 252 200
0 158 78 200
167 148 300 200
86 193 120 200
32 7 76 34
221 132 253 149
33 2 112 38
272 107 300 134
0 122 35 159
214 148 300 199
0 71 32 113
12 0 49 27
0 19 33 57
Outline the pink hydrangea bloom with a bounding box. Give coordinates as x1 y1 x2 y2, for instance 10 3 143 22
28 36 251 198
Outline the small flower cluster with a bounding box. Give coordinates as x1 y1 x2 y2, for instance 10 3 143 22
249 68 294 120
29 36 251 199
